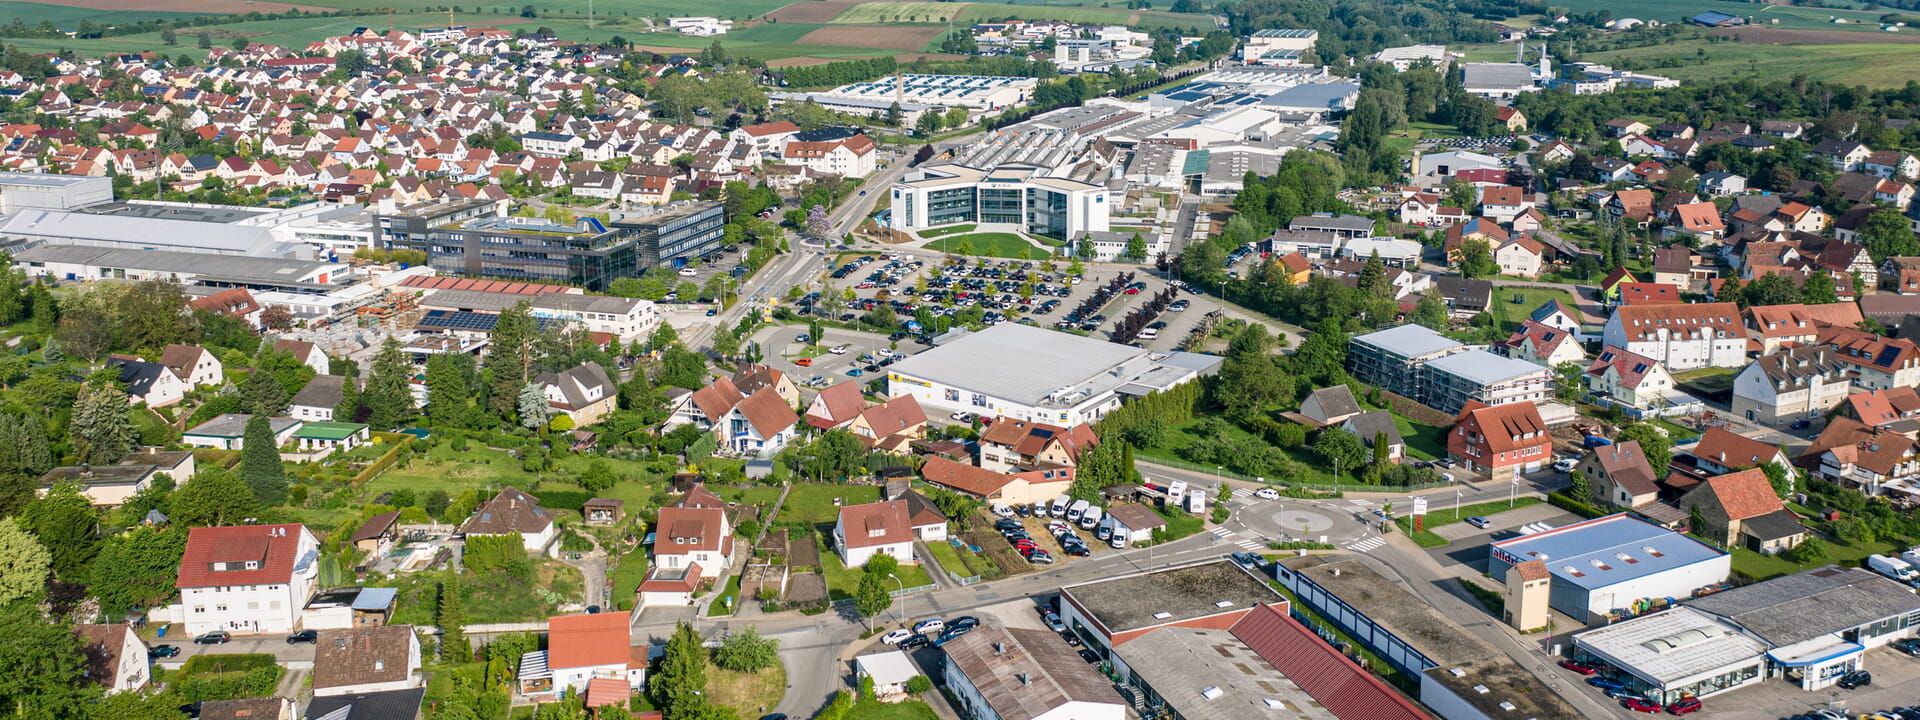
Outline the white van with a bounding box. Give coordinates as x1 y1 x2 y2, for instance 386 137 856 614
1066 499 1090 523
1079 506 1103 531
1050 495 1071 518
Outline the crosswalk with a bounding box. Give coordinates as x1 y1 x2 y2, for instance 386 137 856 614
1345 536 1387 552
1217 532 1268 553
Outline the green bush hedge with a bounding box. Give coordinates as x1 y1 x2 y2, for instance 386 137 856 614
1547 491 1607 519
530 489 592 511
352 436 415 484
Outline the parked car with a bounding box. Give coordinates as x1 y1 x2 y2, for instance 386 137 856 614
951 616 979 630
287 630 318 644
148 644 181 659
845 368 864 377
193 631 231 645
1620 698 1661 713
992 504 1015 517
829 345 850 354
678 268 698 277
1893 637 1920 656
1837 670 1872 689
995 518 1022 531
1552 457 1578 473
913 618 946 635
1790 418 1813 430
898 634 931 650
881 629 913 645
1558 659 1601 675
1028 552 1055 565
1586 677 1628 692
1665 697 1702 715
950 411 974 422
1078 649 1100 664
1229 552 1263 569
1466 516 1493 529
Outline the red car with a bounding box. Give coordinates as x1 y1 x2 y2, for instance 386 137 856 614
1665 698 1702 715
794 358 813 367
1621 698 1661 713
1558 660 1601 675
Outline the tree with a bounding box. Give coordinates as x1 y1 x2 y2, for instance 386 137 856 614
1125 233 1148 262
1312 429 1369 478
1801 272 1839 305
518 383 551 430
362 337 418 429
579 460 617 493
855 571 892 629
658 345 709 390
197 32 212 49
652 623 708 719
0 602 95 718
1413 292 1449 330
239 416 289 506
424 353 471 429
486 302 539 417
1687 503 1707 537
161 28 177 45
1762 459 1797 500
915 111 940 136
1553 361 1584 402
1781 536 1829 565
21 483 98 582
1617 423 1673 475
1857 207 1920 262
88 525 185 615
169 468 256 528
72 373 136 465
1566 470 1593 503
713 625 780 672
440 574 471 663
1457 239 1498 278
0 518 49 607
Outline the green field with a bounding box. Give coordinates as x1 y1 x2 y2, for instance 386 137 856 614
1486 286 1581 332
726 21 829 43
830 1 970 23
1394 497 1546 548
1581 39 1920 89
0 2 212 28
925 233 1057 260
1495 0 1890 31
294 0 795 18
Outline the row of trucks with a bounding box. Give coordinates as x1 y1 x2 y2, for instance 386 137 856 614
1867 549 1920 585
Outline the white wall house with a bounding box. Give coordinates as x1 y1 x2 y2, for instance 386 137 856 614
176 524 320 636
834 500 919 569
1601 303 1747 371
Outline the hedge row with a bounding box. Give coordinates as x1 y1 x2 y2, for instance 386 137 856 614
352 436 415 484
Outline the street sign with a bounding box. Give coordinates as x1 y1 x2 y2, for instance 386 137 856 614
1412 497 1428 516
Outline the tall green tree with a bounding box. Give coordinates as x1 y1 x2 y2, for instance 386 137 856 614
1618 423 1674 473
1857 207 1920 262
239 366 290 417
239 416 288 506
440 574 471 663
20 483 98 583
87 525 185 615
72 373 137 465
854 571 891 629
486 302 539 417
0 414 52 478
362 337 417 429
0 602 97 718
169 468 256 528
653 623 708 719
423 353 471 429
518 383 551 430
0 518 49 607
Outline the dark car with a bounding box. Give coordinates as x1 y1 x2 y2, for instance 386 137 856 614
193 631 231 645
1790 418 1813 430
759 715 789 720
287 630 318 644
1836 669 1871 689
1665 697 1702 715
1586 677 1628 692
148 644 181 659
898 634 932 650
951 616 980 629
1078 649 1100 663
1896 637 1920 656
995 519 1022 531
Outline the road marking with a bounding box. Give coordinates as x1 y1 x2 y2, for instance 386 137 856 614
1345 536 1386 552
1348 498 1373 506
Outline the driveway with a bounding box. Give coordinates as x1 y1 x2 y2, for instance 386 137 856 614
153 632 317 670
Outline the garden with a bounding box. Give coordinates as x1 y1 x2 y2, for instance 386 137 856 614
923 233 1058 260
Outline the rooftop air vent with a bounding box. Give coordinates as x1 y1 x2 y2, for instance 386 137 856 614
1201 687 1223 701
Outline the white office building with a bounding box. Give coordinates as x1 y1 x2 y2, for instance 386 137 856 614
891 164 1109 238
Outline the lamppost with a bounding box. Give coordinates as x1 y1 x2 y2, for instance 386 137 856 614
1455 487 1464 520
889 573 906 625
1510 477 1519 508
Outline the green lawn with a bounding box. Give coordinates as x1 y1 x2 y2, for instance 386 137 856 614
1391 414 1449 461
849 700 940 720
779 484 881 527
918 224 977 237
819 551 935 600
0 2 211 27
707 574 744 616
1487 286 1581 332
611 546 650 611
1732 538 1901 581
1671 367 1734 382
1581 36 1920 89
296 0 794 17
925 233 1056 260
1394 497 1545 548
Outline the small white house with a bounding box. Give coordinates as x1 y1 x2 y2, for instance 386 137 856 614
835 499 919 568
856 650 920 697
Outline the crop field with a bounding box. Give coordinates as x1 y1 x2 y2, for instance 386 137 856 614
1582 37 1920 88
28 0 325 12
829 1 967 23
0 2 213 28
1534 0 1888 30
798 23 948 50
292 0 795 18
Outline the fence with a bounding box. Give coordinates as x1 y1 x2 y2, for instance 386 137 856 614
829 583 937 607
1270 564 1439 677
1137 457 1447 494
947 570 982 586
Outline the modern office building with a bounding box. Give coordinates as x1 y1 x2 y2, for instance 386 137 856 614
378 201 723 290
891 165 1108 239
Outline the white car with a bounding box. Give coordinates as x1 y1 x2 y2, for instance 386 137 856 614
1253 487 1279 500
829 345 851 355
991 504 1014 518
877 349 898 358
950 411 974 422
1552 457 1578 473
913 618 945 635
880 629 913 645
678 267 698 277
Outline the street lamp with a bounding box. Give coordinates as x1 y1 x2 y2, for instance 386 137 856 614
889 573 906 625
1510 477 1519 508
1455 487 1463 520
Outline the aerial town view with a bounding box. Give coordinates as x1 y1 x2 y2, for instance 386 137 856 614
13 0 1920 718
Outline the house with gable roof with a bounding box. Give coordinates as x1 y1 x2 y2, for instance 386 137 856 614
1802 417 1920 497
846 395 929 452
977 417 1099 473
176 523 320 636
1839 387 1920 430
1677 468 1808 553
74 624 150 694
1745 303 1865 354
1575 440 1661 509
1601 302 1746 370
833 499 933 567
313 625 423 697
920 455 1073 506
1814 324 1920 390
1665 202 1726 242
158 343 224 387
650 484 732 581
1732 346 1852 425
803 382 866 430
535 362 615 426
1497 319 1585 368
1529 299 1588 341
524 612 646 696
1448 401 1553 481
460 487 557 553
106 355 187 408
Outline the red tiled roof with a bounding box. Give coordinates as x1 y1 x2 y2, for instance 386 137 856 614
1845 387 1920 427
921 455 1012 497
1619 282 1684 305
656 505 726 553
176 524 309 589
585 677 630 708
1230 603 1431 720
1610 302 1740 342
547 613 631 670
838 500 912 550
1690 426 1780 469
1694 468 1783 521
1457 402 1550 455
397 275 572 295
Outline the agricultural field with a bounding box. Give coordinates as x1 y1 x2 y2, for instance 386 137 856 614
797 24 948 51
25 0 324 13
291 0 796 18
1523 0 1890 30
1581 37 1920 88
0 2 213 28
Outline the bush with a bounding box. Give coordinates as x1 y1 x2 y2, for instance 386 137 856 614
1547 491 1606 519
907 675 933 695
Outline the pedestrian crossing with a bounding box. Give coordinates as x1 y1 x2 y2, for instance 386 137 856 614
1345 536 1386 552
1218 532 1268 553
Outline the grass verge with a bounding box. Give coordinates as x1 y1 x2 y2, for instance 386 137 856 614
1394 497 1545 548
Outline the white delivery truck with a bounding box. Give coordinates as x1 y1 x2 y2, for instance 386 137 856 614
1868 554 1919 583
1079 505 1103 531
1186 489 1208 515
1050 494 1072 518
1066 499 1090 523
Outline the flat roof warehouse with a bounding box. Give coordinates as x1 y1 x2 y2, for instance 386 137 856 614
886 323 1221 409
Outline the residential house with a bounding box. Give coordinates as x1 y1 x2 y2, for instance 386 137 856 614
1732 346 1852 425
1529 300 1588 341
461 487 557 553
1600 302 1746 370
1677 468 1807 553
834 499 922 568
717 388 799 458
349 510 400 557
1341 410 1405 461
1816 324 1920 391
1433 276 1494 318
1347 324 1467 398
1274 252 1312 285
651 485 733 581
176 524 321 636
198 698 297 720
730 364 801 407
1665 202 1726 242
313 625 423 697
74 624 149 694
535 612 645 695
1697 171 1747 197
845 395 929 451
1745 303 1865 354
1479 185 1532 223
1840 387 1920 429
1863 150 1920 180
290 375 350 422
158 343 223 387
1492 235 1546 277
1448 401 1553 481
978 418 1098 473
1298 385 1361 426
1813 139 1873 172
1608 188 1656 225
803 382 866 431
920 455 1072 506
1599 267 1636 306
1574 440 1660 509
107 356 186 408
1498 319 1585 368
536 363 616 426
1687 426 1795 478
784 134 877 178
182 413 300 450
1802 417 1920 495
1619 282 1684 306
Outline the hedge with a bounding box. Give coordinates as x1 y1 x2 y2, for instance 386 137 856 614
530 489 592 512
1547 491 1607 519
352 435 415 484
